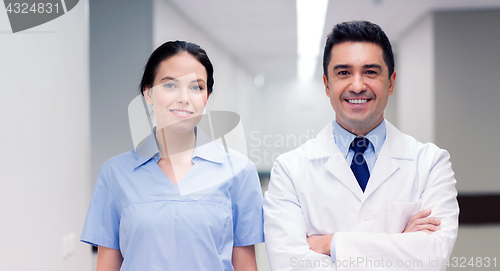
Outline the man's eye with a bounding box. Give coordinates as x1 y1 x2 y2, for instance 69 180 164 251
338 71 349 76
366 70 377 75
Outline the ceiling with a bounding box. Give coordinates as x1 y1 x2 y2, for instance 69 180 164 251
168 0 500 82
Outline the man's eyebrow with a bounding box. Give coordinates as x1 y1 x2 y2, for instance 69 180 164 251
363 64 382 70
333 64 352 70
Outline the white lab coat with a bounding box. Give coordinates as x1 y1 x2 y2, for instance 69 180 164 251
263 120 459 271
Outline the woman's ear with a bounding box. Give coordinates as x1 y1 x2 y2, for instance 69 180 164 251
143 86 153 105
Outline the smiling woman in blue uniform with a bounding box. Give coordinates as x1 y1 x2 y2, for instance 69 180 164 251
80 41 264 271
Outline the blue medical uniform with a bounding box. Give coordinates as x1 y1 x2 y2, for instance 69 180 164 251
81 128 265 270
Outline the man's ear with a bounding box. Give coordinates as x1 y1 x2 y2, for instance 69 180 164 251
388 71 396 96
323 74 330 98
143 86 153 105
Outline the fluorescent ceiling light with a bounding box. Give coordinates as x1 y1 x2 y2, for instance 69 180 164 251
296 0 328 81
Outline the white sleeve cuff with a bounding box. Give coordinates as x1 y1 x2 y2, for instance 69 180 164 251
330 234 336 262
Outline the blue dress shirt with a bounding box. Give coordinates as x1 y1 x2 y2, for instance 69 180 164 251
81 127 265 271
333 119 386 173
330 119 387 261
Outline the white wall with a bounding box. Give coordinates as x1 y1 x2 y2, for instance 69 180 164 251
396 9 500 268
396 15 435 143
397 9 500 193
434 9 500 193
0 1 92 270
248 79 334 171
451 225 500 271
435 9 500 263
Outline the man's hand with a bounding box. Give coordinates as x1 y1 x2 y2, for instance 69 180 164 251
404 209 441 234
306 234 333 255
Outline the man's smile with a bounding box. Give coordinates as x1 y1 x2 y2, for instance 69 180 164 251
346 98 372 104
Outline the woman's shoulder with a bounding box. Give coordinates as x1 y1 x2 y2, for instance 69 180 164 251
99 149 139 175
210 142 256 173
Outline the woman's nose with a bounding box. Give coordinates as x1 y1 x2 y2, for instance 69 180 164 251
176 88 190 104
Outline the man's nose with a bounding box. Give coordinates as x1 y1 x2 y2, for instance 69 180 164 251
349 74 366 93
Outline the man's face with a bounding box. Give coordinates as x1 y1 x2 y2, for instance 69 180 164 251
323 41 396 136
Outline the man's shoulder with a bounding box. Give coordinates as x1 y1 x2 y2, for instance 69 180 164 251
277 137 318 162
386 122 449 161
274 123 333 166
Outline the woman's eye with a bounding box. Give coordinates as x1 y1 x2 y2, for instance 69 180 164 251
163 83 176 89
191 85 203 91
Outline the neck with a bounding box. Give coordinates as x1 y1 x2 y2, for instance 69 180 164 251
155 127 196 160
338 118 384 137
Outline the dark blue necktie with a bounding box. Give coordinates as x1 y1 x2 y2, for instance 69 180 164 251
350 137 370 192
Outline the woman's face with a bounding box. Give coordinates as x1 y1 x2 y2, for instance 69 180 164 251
144 52 209 133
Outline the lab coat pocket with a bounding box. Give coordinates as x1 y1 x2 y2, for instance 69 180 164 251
386 201 421 234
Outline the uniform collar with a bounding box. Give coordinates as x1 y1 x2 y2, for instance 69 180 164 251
134 126 227 169
192 127 227 164
134 127 161 168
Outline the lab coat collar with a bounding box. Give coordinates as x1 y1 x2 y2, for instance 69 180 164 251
308 120 414 201
307 121 340 160
384 120 414 160
363 120 411 198
308 120 413 161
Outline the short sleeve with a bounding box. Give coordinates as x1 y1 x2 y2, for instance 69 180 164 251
80 166 120 250
231 161 265 247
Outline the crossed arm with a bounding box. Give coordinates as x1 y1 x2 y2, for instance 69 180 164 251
264 149 458 271
307 209 442 255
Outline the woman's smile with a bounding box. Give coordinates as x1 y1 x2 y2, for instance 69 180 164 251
169 109 194 118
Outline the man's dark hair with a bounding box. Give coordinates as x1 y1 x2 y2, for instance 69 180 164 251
323 21 394 79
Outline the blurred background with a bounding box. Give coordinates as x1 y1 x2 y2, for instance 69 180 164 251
1 0 500 270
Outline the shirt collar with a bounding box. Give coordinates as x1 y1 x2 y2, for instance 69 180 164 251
332 119 386 156
192 127 227 164
134 127 161 168
134 126 227 169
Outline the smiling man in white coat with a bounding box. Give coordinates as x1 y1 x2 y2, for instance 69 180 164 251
263 21 459 270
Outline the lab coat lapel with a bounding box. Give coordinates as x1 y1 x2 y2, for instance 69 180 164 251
324 156 364 201
363 142 399 197
364 121 413 198
311 122 364 201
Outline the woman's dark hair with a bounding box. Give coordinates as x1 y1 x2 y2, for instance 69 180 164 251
323 20 394 79
140 40 214 95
